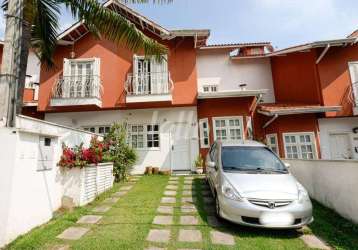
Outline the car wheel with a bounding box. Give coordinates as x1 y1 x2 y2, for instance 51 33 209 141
215 194 221 218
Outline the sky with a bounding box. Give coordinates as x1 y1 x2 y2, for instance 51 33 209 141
0 0 357 49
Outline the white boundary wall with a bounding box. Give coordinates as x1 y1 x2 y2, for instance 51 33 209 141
286 159 358 224
0 115 102 247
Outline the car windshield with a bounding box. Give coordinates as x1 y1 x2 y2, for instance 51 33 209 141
221 146 287 173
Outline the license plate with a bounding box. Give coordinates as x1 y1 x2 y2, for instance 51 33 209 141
259 212 294 226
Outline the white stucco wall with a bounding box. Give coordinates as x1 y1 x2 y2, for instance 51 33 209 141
0 116 98 247
286 159 358 224
318 117 358 160
45 107 200 174
196 49 275 103
26 51 40 84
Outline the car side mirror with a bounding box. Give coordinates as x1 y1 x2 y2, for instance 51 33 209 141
284 162 291 169
207 161 216 168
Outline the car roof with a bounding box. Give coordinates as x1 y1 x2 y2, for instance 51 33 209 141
217 140 267 148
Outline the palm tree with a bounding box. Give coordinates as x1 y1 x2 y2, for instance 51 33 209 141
0 0 169 127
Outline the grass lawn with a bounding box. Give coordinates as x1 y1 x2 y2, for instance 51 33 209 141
5 175 358 250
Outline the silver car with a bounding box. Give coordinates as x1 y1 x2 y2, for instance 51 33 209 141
206 140 313 229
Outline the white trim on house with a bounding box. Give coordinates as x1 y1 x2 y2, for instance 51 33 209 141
199 118 210 148
282 132 318 160
126 94 172 103
212 116 244 142
266 133 279 155
348 61 358 115
198 89 268 99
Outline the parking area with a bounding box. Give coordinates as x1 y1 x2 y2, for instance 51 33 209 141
6 175 358 250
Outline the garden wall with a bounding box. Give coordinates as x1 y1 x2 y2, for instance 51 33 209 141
286 159 358 224
0 115 108 247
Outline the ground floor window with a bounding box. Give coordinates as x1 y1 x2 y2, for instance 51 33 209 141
283 132 317 159
127 124 160 149
83 125 110 135
199 118 210 148
212 116 243 142
266 133 279 155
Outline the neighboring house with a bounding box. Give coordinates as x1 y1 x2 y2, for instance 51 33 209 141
0 41 42 119
196 43 275 157
38 1 209 174
255 32 358 160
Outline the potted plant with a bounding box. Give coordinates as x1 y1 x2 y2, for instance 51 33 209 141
194 154 204 174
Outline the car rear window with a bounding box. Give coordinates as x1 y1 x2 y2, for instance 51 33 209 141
221 146 286 172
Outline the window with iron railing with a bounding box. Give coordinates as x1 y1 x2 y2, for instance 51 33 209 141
125 55 172 96
52 58 101 99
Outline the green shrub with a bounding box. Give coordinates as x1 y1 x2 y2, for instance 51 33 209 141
104 123 138 182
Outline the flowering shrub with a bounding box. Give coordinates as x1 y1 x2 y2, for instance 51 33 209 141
58 136 110 168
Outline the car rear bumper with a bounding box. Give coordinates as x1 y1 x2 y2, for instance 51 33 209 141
218 194 313 229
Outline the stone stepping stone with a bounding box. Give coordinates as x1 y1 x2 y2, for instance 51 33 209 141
103 197 119 204
57 227 90 240
180 215 199 225
178 249 201 250
207 216 222 227
300 234 330 249
182 190 196 196
92 205 111 213
184 176 194 180
169 177 179 180
168 181 178 185
77 215 102 224
204 205 216 215
144 247 167 250
112 191 127 197
182 185 193 190
157 206 174 214
146 229 171 243
181 205 197 213
210 231 235 245
164 190 177 196
153 215 173 225
181 197 196 204
120 186 133 191
161 197 176 204
178 229 202 242
184 180 193 184
203 197 214 204
166 185 178 190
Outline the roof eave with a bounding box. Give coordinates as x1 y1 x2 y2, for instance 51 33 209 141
258 106 342 116
197 89 268 99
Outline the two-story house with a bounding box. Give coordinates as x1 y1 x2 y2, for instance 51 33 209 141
38 1 210 174
255 32 358 160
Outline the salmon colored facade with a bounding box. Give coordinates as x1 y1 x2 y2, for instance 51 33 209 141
38 33 198 112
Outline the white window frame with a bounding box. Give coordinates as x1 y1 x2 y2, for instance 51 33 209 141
282 132 318 159
83 125 111 135
199 118 210 148
212 116 244 142
127 124 160 150
348 61 358 106
202 84 218 93
266 133 279 155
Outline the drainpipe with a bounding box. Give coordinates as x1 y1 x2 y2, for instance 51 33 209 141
263 114 278 129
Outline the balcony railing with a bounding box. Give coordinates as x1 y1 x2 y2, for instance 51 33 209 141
125 72 173 96
51 75 102 107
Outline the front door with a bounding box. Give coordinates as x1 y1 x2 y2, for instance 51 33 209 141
171 123 191 171
329 133 352 159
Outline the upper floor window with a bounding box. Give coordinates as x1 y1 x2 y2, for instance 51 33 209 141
202 84 218 93
348 61 358 105
63 58 100 98
266 133 279 155
130 55 169 95
199 118 210 148
283 132 317 159
213 116 243 142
